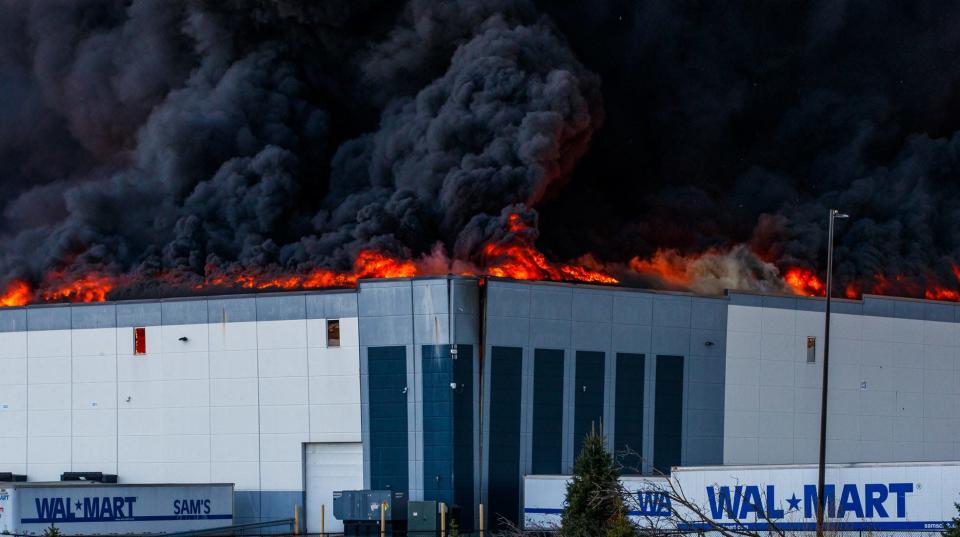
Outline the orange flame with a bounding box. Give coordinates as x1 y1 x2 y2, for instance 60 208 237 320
41 272 116 303
783 267 824 297
203 250 418 291
483 241 618 284
0 279 32 307
628 250 694 288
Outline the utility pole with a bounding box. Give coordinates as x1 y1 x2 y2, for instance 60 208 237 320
816 208 848 537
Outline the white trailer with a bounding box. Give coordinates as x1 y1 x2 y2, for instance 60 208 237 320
0 482 234 535
524 461 960 532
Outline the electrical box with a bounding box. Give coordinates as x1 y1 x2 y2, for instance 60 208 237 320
407 501 437 535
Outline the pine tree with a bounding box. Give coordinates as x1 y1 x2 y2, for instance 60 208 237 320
561 424 631 537
944 503 960 537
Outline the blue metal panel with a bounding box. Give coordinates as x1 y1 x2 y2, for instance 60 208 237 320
413 283 449 315
360 316 414 347
532 349 564 474
488 346 522 529
572 321 611 350
862 296 894 317
0 308 27 332
530 288 572 320
423 345 453 505
654 355 684 473
615 353 644 468
612 324 651 353
207 297 257 323
27 306 71 331
485 282 530 318
652 326 691 355
573 351 605 457
796 297 824 312
612 293 652 325
359 284 412 317
116 302 162 328
728 293 763 306
452 280 480 315
832 301 863 315
892 299 925 320
256 295 306 321
572 291 612 322
368 346 409 492
325 292 359 318
691 299 726 330
452 344 474 528
925 302 954 322
161 300 207 325
529 319 571 348
484 316 529 347
71 304 116 329
761 295 796 309
652 296 691 327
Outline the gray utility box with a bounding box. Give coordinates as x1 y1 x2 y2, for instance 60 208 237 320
407 501 438 534
333 490 407 536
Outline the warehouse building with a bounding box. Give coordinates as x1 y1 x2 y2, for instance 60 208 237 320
1 276 960 531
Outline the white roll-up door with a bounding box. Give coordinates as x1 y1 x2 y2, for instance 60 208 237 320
304 442 363 533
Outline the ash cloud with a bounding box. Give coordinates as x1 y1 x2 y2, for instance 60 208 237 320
0 0 601 297
4 0 960 300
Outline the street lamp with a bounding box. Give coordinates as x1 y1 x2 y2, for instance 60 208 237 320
816 208 848 537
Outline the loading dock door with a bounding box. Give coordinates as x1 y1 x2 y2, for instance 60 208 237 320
304 442 363 533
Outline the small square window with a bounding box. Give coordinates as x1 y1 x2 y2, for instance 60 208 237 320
806 336 816 363
327 320 340 347
134 327 147 355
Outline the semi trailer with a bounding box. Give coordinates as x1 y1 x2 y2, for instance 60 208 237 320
524 461 960 532
0 482 234 535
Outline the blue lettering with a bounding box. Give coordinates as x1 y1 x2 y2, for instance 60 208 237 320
889 483 912 518
864 484 888 518
35 498 53 519
100 496 113 519
765 485 784 519
174 499 181 515
707 486 743 519
837 484 864 518
113 497 125 518
739 485 763 519
804 484 835 518
637 491 671 516
204 499 211 515
83 497 101 519
125 497 136 518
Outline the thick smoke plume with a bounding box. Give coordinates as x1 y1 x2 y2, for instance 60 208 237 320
2 1 960 303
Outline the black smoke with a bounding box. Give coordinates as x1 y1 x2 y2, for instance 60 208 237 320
2 0 960 300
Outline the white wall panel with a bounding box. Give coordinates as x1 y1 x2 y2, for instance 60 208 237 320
210 406 259 434
259 405 309 434
161 324 209 352
27 330 70 358
209 321 258 351
0 357 27 384
73 355 117 383
0 331 27 358
71 328 117 357
210 378 259 406
257 320 307 349
259 348 308 378
6 312 362 496
258 377 308 405
209 350 258 378
28 357 69 384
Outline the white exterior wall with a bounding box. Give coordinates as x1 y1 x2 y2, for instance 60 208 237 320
0 316 361 491
724 302 960 465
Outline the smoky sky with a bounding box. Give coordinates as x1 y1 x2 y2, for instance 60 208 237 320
1 0 960 297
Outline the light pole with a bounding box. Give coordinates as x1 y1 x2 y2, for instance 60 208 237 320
816 208 848 537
